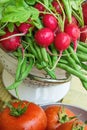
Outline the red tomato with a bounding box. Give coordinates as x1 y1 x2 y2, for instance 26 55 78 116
77 120 87 130
45 105 75 130
56 119 87 130
0 101 47 130
85 125 87 130
56 119 76 130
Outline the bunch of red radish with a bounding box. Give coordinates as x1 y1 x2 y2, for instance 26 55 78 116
0 0 87 57
34 0 87 57
34 1 80 61
0 21 33 51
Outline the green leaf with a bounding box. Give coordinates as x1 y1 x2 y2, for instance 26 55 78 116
0 0 11 4
33 18 43 29
7 23 15 32
15 0 28 7
43 0 49 7
0 7 3 20
70 1 79 10
1 6 39 23
29 7 39 20
1 6 30 23
0 29 6 36
25 0 36 5
70 0 85 10
0 0 14 8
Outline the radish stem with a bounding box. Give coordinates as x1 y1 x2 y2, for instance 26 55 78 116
0 32 25 41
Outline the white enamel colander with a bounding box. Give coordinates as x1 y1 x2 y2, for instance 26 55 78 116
0 48 71 104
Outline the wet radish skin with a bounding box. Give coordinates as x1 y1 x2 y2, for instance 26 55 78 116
82 1 87 25
18 23 32 34
80 26 87 43
42 14 58 31
0 31 21 52
34 3 45 12
52 0 63 14
64 16 78 27
64 23 80 51
54 32 71 51
35 28 54 47
64 23 80 42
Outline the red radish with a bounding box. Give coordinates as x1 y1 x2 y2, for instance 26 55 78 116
0 30 21 52
42 14 58 31
82 1 87 25
34 28 54 47
34 3 45 12
80 26 87 43
65 16 78 27
51 32 70 70
54 25 61 36
52 0 63 14
54 32 71 52
17 22 32 34
65 23 80 52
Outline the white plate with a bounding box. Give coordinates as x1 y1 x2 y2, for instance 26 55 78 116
2 69 71 104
